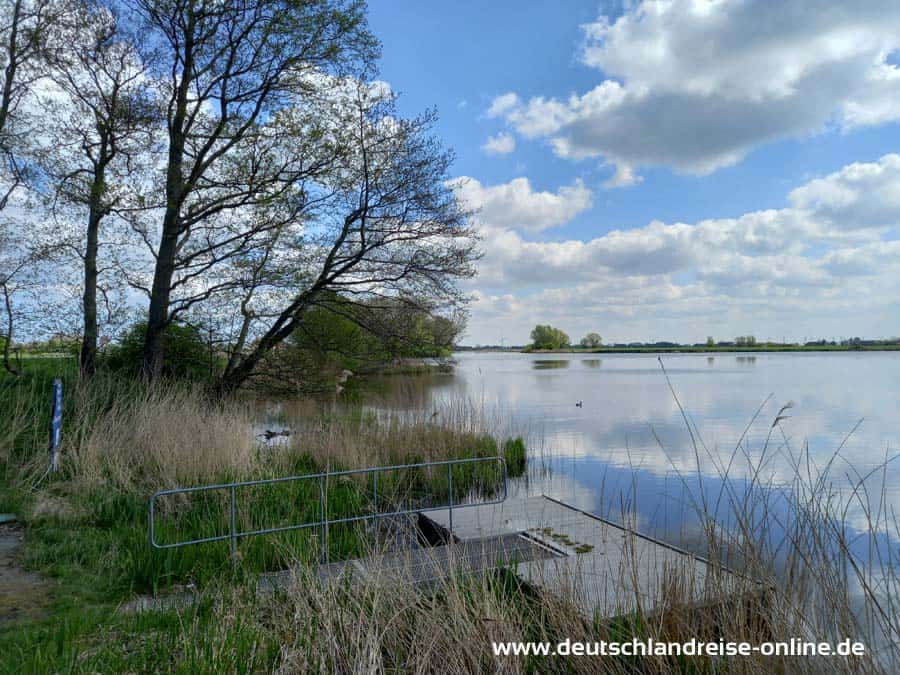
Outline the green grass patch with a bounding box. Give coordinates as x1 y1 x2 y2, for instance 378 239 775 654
502 436 527 477
0 595 278 674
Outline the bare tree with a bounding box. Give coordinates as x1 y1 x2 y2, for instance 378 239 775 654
42 2 159 376
0 0 69 202
125 0 377 380
0 0 72 373
213 90 480 392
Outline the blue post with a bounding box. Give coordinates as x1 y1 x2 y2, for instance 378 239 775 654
48 378 63 472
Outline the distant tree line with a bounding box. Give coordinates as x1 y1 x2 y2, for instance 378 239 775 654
519 328 900 352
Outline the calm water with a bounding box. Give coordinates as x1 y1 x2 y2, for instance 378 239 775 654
373 351 900 558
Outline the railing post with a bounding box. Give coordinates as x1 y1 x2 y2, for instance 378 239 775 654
149 495 156 549
229 485 237 556
373 469 378 513
447 463 453 537
319 475 327 564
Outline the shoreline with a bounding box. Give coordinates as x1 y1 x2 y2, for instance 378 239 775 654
456 345 900 354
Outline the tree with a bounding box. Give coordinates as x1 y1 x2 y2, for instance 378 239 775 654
214 88 478 392
530 325 569 350
0 219 69 374
280 298 464 388
42 2 159 376
130 0 379 380
0 0 72 374
1 0 70 204
706 336 715 347
579 332 602 348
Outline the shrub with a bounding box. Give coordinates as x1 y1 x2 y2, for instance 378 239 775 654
103 322 213 380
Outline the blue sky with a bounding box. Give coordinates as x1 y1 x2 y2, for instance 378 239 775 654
369 1 900 346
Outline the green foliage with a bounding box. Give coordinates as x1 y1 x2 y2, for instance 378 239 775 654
529 324 570 350
103 322 213 380
735 335 757 347
706 336 716 347
285 298 463 387
502 437 527 477
291 304 389 374
579 332 602 348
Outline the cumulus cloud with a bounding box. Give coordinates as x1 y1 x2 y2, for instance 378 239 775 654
451 176 593 233
462 154 900 344
789 154 900 230
481 132 516 155
488 1 900 180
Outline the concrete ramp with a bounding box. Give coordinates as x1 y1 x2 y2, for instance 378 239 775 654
421 495 741 620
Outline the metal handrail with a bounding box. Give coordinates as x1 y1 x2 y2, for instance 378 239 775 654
148 455 508 562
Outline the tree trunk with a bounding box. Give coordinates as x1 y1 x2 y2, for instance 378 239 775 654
142 206 180 380
0 0 22 136
2 285 19 376
79 172 104 377
141 18 193 382
217 291 319 393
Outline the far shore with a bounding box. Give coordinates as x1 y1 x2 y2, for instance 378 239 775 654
456 345 900 354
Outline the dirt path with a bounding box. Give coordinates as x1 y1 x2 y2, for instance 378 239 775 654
0 523 51 625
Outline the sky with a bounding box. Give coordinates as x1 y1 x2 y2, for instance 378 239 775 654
367 0 900 346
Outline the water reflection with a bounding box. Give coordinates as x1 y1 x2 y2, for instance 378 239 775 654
532 359 570 370
363 351 900 571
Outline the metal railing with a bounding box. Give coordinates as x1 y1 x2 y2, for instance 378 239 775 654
148 456 508 562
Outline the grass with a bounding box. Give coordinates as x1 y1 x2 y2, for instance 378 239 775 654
0 598 279 673
2 358 899 672
0 359 526 595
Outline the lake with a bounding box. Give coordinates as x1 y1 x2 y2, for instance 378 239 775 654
368 350 900 561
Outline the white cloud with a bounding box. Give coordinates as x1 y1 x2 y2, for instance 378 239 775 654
463 154 900 344
604 163 642 188
451 176 593 233
789 154 900 230
487 92 520 118
481 132 516 155
488 1 900 181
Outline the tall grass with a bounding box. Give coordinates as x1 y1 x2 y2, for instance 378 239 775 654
0 364 526 597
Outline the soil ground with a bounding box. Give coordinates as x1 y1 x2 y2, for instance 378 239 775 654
0 523 51 625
